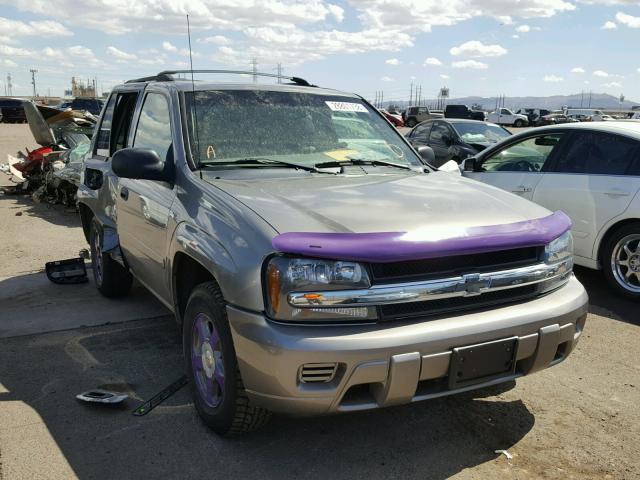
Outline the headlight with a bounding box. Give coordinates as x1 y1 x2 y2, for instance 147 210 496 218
265 256 377 323
540 230 573 292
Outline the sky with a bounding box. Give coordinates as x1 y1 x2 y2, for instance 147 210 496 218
0 0 639 103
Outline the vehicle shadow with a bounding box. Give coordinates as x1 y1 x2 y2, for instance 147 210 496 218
0 317 533 480
573 266 638 327
0 189 80 228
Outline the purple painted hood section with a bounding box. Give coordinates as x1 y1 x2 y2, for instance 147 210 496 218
272 211 571 263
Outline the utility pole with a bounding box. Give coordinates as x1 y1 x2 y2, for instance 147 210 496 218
417 85 421 106
374 91 378 107
6 73 12 96
276 63 282 84
381 91 383 108
250 58 258 83
30 68 38 97
409 82 413 106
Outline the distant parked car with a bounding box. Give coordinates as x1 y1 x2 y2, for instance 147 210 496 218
56 101 73 110
462 122 640 298
566 109 605 122
405 119 511 167
537 113 580 126
402 106 443 127
487 108 529 127
379 108 404 127
444 104 486 121
0 98 27 123
516 108 551 126
69 97 105 116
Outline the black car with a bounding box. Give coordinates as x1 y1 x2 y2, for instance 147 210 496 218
69 98 105 116
444 104 486 121
405 119 512 167
0 98 27 123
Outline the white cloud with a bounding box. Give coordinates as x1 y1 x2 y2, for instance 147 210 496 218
602 81 622 88
0 58 17 67
602 20 617 29
543 74 563 82
351 0 575 33
450 40 507 58
440 74 450 79
452 59 488 69
327 4 344 22
380 76 394 82
162 41 177 52
593 70 609 77
385 58 400 65
423 57 442 66
198 35 231 45
516 24 531 33
512 34 520 38
615 12 640 28
0 16 72 37
107 46 138 62
571 67 585 73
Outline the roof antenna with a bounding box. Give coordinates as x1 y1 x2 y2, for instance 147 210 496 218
186 14 202 170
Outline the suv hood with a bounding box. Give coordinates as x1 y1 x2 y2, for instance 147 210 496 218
202 171 550 234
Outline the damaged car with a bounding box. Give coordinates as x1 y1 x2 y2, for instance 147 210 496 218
0 101 94 205
77 70 588 435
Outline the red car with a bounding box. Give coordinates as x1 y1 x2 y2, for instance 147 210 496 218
379 108 404 127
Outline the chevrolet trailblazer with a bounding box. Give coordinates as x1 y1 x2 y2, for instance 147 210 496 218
77 70 588 435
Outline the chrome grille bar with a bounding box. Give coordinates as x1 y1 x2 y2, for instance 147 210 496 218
288 261 570 308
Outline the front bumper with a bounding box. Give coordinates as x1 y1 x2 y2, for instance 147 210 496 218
228 275 588 416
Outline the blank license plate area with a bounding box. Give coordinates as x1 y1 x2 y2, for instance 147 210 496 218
449 337 518 389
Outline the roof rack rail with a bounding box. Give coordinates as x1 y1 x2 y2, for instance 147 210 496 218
125 70 315 87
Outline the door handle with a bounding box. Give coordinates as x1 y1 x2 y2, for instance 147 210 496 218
512 185 532 193
120 186 129 201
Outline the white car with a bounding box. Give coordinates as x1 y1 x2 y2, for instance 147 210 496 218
566 109 606 122
486 108 529 127
462 122 640 298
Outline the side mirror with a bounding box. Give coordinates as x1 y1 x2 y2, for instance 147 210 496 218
462 156 477 172
438 159 461 175
112 148 173 182
417 146 435 165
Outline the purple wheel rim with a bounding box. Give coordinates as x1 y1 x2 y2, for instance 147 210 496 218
191 313 225 408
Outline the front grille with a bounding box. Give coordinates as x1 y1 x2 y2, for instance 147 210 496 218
379 284 539 321
299 363 338 383
370 247 542 283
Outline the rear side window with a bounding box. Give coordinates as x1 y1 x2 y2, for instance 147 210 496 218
94 92 138 158
133 93 172 163
429 122 452 144
410 122 431 141
95 95 117 157
554 132 640 175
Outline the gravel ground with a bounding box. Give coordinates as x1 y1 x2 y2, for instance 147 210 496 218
0 124 638 480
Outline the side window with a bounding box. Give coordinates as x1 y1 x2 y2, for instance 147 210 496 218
501 109 510 115
429 122 451 144
111 92 139 155
411 122 431 141
481 134 563 172
133 93 172 163
554 132 640 175
418 107 428 114
95 94 117 157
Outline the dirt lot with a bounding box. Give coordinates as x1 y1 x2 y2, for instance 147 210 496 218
0 124 638 480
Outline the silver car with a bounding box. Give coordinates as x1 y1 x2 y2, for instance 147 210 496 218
77 70 588 435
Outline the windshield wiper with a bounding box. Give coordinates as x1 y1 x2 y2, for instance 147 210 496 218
314 158 414 171
200 158 332 174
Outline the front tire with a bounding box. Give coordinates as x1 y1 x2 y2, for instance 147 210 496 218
601 223 640 299
514 119 524 127
89 220 132 298
183 282 271 435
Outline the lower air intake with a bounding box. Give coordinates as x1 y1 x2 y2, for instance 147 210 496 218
299 363 338 383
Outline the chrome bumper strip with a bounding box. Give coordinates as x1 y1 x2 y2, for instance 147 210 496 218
288 261 570 308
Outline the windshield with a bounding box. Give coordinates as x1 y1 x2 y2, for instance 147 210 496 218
184 90 423 168
452 123 511 144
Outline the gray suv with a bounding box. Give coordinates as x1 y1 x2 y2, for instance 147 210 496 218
78 70 588 435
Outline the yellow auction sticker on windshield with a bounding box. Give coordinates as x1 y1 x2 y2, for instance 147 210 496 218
324 149 359 161
325 101 369 113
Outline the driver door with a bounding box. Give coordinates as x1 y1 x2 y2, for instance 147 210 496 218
465 133 565 201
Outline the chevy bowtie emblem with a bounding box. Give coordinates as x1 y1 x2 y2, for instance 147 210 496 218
458 273 491 296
